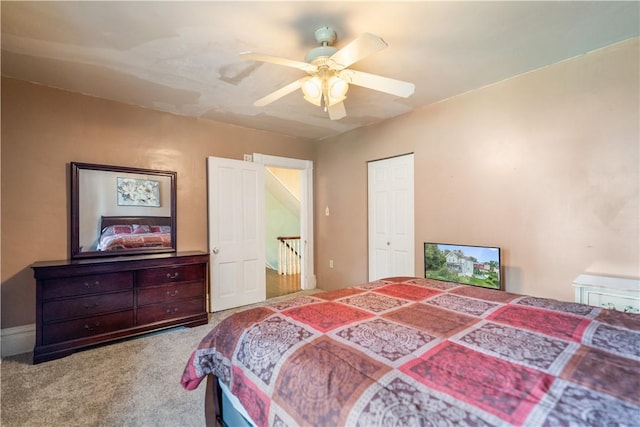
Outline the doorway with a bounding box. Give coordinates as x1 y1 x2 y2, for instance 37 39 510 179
207 154 314 312
265 166 302 298
253 154 315 295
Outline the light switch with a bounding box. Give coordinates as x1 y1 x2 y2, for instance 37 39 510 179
325 206 330 216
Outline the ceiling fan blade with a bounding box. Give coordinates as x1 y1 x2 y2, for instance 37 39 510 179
327 101 346 120
329 33 388 69
338 69 415 98
240 52 317 73
254 78 307 107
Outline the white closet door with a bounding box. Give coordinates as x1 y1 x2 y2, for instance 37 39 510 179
368 154 415 281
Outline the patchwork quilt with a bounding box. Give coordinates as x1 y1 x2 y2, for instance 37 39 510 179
97 232 171 251
181 277 640 426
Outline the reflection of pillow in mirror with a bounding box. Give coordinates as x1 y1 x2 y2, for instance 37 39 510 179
102 225 132 236
160 225 172 233
149 225 162 233
133 224 151 234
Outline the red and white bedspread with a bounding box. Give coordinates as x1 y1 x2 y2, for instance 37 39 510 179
181 277 640 426
97 232 171 251
96 225 172 251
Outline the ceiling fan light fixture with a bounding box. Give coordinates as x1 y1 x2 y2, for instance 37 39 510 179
328 76 348 100
241 27 414 120
302 77 322 106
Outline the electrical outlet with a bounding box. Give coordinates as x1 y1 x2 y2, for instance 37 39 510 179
243 154 252 162
329 259 334 268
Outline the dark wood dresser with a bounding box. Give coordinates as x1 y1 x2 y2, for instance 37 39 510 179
32 251 209 364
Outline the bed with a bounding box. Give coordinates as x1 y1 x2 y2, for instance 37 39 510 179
96 216 172 251
181 277 640 426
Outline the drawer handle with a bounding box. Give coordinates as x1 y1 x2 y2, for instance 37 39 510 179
166 272 180 280
83 280 100 289
165 307 179 314
84 322 101 332
83 303 99 309
166 290 179 297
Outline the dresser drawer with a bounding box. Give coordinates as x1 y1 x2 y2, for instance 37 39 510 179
136 298 205 325
136 264 204 287
137 281 204 306
42 291 133 322
42 272 133 300
573 274 640 313
581 289 640 313
42 311 134 345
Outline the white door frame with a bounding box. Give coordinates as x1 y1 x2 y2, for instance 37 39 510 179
253 153 316 290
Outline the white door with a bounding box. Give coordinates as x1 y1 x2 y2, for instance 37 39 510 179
208 156 266 311
368 154 415 281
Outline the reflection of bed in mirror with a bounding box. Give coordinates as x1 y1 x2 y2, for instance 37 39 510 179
71 162 177 259
97 216 172 251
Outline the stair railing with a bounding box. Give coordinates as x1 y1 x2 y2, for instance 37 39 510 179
277 236 301 275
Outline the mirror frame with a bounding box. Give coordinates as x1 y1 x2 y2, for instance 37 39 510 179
70 162 177 259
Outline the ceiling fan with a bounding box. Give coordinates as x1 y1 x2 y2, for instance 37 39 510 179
240 27 415 120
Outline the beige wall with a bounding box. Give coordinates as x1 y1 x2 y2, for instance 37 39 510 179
2 37 638 330
1 78 314 328
315 38 639 302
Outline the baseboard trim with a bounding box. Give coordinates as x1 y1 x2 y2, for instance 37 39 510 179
1 324 35 359
303 274 317 290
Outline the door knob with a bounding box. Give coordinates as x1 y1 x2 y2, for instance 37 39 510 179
212 247 219 254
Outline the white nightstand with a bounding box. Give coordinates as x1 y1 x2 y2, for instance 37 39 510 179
573 274 640 313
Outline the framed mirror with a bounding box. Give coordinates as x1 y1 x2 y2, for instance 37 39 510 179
71 162 177 259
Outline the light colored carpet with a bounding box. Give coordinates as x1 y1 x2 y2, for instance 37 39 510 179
1 291 319 426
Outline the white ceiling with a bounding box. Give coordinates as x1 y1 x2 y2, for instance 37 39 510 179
2 1 638 141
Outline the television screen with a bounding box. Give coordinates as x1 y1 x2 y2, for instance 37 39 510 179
424 242 502 290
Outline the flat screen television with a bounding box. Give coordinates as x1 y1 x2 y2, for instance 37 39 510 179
424 242 502 290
